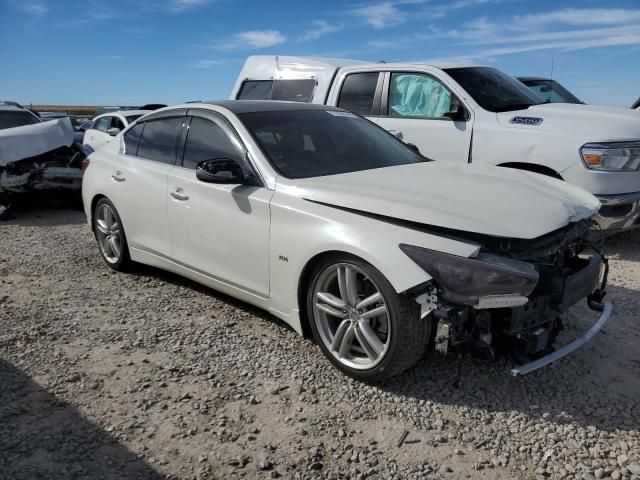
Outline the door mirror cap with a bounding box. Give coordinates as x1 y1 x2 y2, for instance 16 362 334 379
443 98 468 121
106 127 121 136
196 158 245 184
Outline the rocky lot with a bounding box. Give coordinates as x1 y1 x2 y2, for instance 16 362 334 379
1 203 639 480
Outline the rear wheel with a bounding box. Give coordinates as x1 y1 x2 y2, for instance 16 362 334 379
307 254 430 381
93 197 131 271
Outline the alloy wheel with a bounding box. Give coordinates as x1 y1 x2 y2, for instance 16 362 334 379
95 203 122 264
312 263 391 370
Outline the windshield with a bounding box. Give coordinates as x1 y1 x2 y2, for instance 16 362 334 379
520 79 582 104
239 109 424 179
0 111 41 130
445 67 543 112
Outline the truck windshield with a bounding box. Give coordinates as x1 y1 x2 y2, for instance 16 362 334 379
239 109 424 179
0 111 41 130
444 67 544 113
519 79 583 104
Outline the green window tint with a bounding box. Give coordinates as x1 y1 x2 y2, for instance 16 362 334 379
389 73 452 118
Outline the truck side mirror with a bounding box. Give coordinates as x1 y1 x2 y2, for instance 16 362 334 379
443 98 468 121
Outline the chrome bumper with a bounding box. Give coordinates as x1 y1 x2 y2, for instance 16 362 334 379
511 301 613 376
594 191 640 233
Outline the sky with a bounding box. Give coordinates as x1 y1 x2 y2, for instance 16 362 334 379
1 0 639 107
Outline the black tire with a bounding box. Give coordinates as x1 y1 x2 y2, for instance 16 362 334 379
306 253 430 382
93 197 131 271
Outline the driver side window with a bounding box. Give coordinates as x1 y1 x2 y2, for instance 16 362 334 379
388 72 452 119
182 116 243 170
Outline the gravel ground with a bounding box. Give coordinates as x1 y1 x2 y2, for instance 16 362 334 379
1 202 639 480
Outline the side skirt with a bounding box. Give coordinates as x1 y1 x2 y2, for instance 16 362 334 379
129 247 303 335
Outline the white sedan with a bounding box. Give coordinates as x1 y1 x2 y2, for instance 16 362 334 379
83 110 150 153
82 101 611 380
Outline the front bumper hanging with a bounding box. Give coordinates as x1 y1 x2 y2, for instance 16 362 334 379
511 301 613 376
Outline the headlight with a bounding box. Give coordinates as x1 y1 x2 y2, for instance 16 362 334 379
400 244 539 306
581 142 640 171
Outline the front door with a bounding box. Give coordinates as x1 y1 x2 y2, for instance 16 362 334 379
375 71 473 163
167 111 272 297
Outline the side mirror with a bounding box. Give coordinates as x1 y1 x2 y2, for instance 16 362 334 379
443 98 468 121
196 158 245 184
107 127 121 136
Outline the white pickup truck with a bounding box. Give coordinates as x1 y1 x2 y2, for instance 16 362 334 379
230 55 640 234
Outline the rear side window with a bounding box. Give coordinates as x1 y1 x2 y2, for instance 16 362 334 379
237 79 316 102
136 117 183 165
237 80 273 100
0 111 40 130
182 117 243 170
337 72 380 115
110 117 125 130
123 123 144 156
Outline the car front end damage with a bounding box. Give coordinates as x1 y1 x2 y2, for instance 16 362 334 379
0 118 84 215
402 219 611 375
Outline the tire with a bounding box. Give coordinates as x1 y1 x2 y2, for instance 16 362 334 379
93 197 131 271
306 254 430 382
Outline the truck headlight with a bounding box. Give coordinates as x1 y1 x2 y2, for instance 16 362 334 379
581 142 640 171
400 244 539 306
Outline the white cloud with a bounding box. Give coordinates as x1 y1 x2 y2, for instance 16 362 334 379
300 20 343 41
513 8 640 27
213 30 286 50
193 58 237 69
432 8 640 58
349 2 408 29
169 0 211 12
18 1 48 15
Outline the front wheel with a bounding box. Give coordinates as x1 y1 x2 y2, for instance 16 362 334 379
307 254 430 381
93 197 131 271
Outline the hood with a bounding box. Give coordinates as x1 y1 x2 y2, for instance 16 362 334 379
277 162 600 240
496 103 640 141
0 118 75 166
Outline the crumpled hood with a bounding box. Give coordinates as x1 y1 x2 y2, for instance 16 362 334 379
0 118 75 166
497 103 640 141
277 162 600 239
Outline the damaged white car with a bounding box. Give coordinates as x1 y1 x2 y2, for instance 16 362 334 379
0 104 85 213
83 102 612 381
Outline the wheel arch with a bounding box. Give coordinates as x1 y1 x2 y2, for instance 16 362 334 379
498 162 563 180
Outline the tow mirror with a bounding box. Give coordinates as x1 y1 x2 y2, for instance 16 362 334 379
107 127 121 136
196 158 245 184
443 98 467 121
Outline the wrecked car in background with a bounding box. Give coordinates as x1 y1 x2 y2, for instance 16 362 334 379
0 105 85 215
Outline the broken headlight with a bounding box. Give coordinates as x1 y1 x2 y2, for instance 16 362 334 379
399 244 539 306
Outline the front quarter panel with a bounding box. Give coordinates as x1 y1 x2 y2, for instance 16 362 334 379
267 189 481 326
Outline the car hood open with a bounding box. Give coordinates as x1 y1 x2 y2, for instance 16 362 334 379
277 162 600 239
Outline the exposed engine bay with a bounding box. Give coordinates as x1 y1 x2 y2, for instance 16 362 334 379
409 219 609 373
0 117 84 218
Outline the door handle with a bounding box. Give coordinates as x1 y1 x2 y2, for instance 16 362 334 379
170 189 189 201
389 130 404 140
111 171 126 182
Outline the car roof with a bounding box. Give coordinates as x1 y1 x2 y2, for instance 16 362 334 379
0 105 28 112
517 77 552 82
167 100 343 114
95 109 151 119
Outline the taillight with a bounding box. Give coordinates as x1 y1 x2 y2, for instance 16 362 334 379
81 157 90 173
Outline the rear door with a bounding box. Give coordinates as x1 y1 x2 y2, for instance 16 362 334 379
113 112 187 257
167 109 272 297
374 70 473 163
